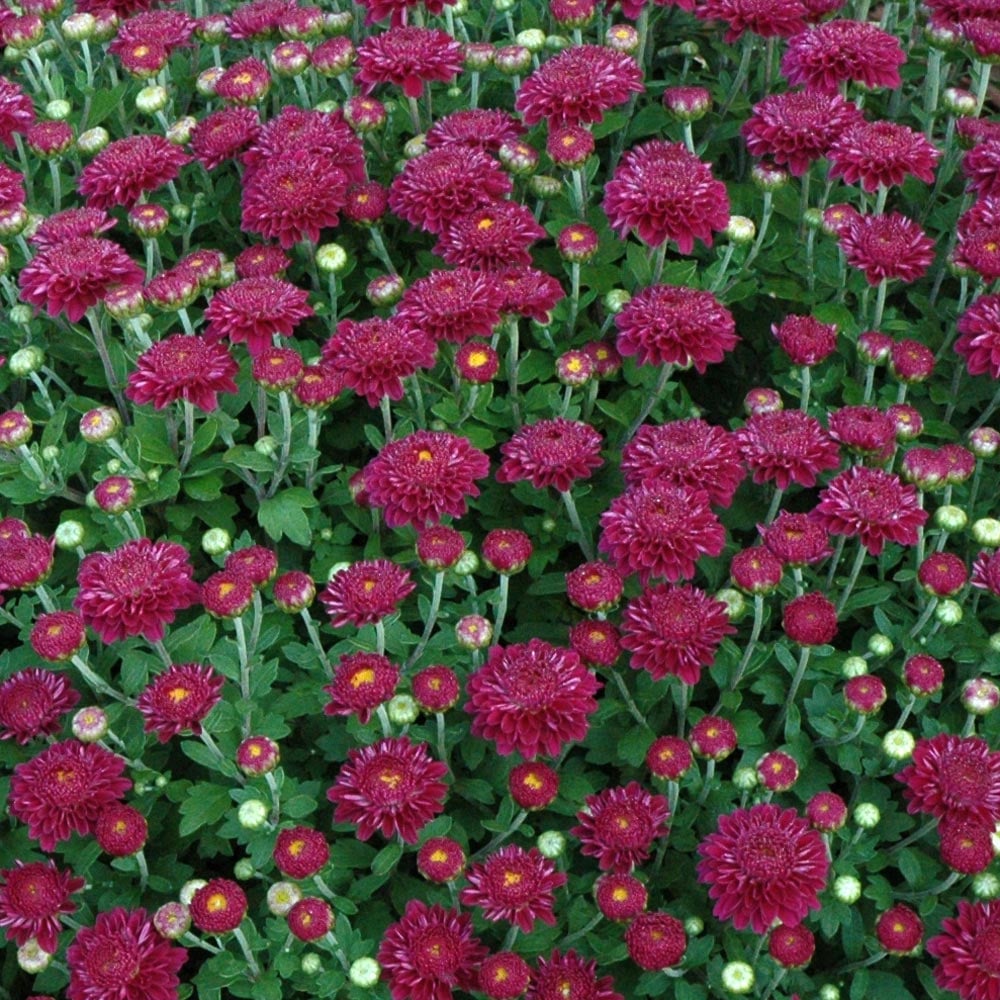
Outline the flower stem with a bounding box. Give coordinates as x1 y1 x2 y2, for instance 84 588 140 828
622 364 674 443
771 645 812 739
560 489 595 561
300 609 332 676
232 925 261 981
407 571 445 668
835 543 867 615
612 671 651 730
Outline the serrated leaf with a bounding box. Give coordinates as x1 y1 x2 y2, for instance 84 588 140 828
258 492 312 545
178 782 231 837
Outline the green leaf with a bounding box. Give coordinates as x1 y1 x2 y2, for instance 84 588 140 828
258 492 312 545
178 782 231 837
83 82 129 129
371 842 403 876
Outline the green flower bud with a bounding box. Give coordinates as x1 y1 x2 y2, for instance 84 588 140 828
935 505 968 532
254 435 278 457
62 12 96 40
180 879 208 905
833 874 862 904
528 174 562 199
541 517 557 533
55 519 85 549
9 345 44 376
17 939 53 973
684 916 703 935
867 634 893 657
301 953 323 975
387 694 419 726
974 872 1000 899
201 527 231 556
603 289 631 313
453 550 479 576
715 587 746 620
842 655 868 678
515 29 546 51
350 957 381 987
732 766 758 791
45 99 71 120
854 803 880 828
973 518 1000 547
819 987 841 1000
170 203 190 223
316 242 349 273
725 215 756 244
315 100 339 114
166 116 197 145
537 830 566 858
990 631 1000 653
546 34 572 49
136 84 168 113
9 304 34 324
678 40 699 56
234 859 255 880
882 729 915 760
77 126 109 154
238 799 270 830
935 599 963 626
403 135 427 158
721 961 755 994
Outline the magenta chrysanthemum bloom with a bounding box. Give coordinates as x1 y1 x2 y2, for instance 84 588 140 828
378 900 487 1000
782 591 837 645
426 108 523 151
620 583 735 684
240 150 348 249
604 140 730 253
697 803 829 933
389 146 513 235
466 639 600 759
827 120 940 193
136 663 224 742
321 559 416 628
956 294 1000 379
67 907 186 1000
363 430 490 528
322 316 437 406
514 45 643 126
18 236 144 324
0 77 34 148
355 25 463 98
496 265 566 322
496 418 604 493
396 268 503 345
571 782 670 872
957 223 1000 282
0 525 53 592
735 409 841 489
9 739 131 851
359 0 449 25
614 284 738 372
461 845 567 932
621 419 744 507
0 668 79 745
812 466 927 555
827 404 896 462
929 899 1000 1000
126 334 239 411
77 134 190 210
29 207 115 250
696 0 807 42
528 950 623 1000
189 106 261 170
781 19 906 94
214 56 271 104
964 140 1000 200
203 276 314 357
74 538 199 644
742 89 861 175
324 652 400 725
773 314 837 366
435 201 546 270
0 859 85 953
760 511 832 566
327 737 448 843
599 483 726 584
273 826 330 879
897 734 1000 826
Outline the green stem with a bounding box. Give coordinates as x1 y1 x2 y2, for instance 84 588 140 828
301 609 332 676
407 571 444 668
560 489 595 561
622 364 674 442
232 926 261 981
835 543 867 614
771 645 812 738
612 671 651 730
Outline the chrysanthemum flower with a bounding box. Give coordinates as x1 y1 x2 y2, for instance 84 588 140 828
569 620 621 667
235 244 290 280
0 524 51 592
95 802 149 857
78 134 190 210
565 561 624 613
828 404 896 462
697 803 828 933
877 903 924 955
416 528 466 572
30 611 87 662
735 410 841 489
321 559 415 628
646 735 693 780
215 56 271 103
480 952 532 1000
126 334 239 412
759 511 832 566
897 733 1000 826
495 265 566 322
482 529 532 575
67 908 187 1000
904 653 945 696
29 207 115 250
730 547 783 594
18 236 144 323
572 782 670 872
356 25 463 98
426 108 523 151
203 276 314 357
466 639 600 759
595 872 649 921
957 222 1000 282
190 879 247 934
742 90 862 175
963 139 1000 201
515 44 643 126
378 900 487 1000
0 860 85 953
772 314 837 367
604 140 730 252
828 120 940 193
782 591 837 646
769 922 815 968
395 268 504 345
189 106 261 170
918 552 968 597
461 845 567 932
324 652 399 725
0 77 34 148
812 466 927 554
435 201 546 270
417 837 466 883
136 663 224 742
0 668 79 745
614 284 738 372
696 0 807 42
929 899 1000 999
273 826 330 879
327 737 449 843
956 293 1000 379
496 418 603 493
363 430 490 528
9 739 131 851
781 18 906 94
527 950 623 1000
626 912 687 970
621 584 734 684
939 814 994 875
839 211 935 285
598 483 726 583
74 538 199 644
806 791 848 831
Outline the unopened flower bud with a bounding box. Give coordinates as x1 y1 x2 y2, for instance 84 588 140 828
868 634 893 657
62 12 95 39
732 766 758 791
153 902 191 939
833 874 862 904
403 134 427 158
233 859 255 880
715 587 746 620
238 799 270 829
537 830 566 858
456 614 492 649
943 87 977 116
721 961 755 994
301 953 323 975
883 729 915 760
453 550 479 576
963 678 1000 715
255 435 278 457
77 125 109 154
45 98 71 119
935 599 963 625
387 694 419 726
604 289 631 314
974 518 1000 547
17 939 53 973
970 427 1000 458
725 215 755 244
316 243 348 273
72 706 108 742
528 174 561 198
819 986 841 1000
267 881 302 916
350 957 382 987
935 505 968 532
79 406 121 443
10 303 33 324
55 519 85 549
515 28 546 51
752 163 789 190
135 85 168 113
180 879 207 905
0 410 32 448
201 527 231 556
546 34 571 49
974 872 1000 899
842 656 868 678
854 803 880 828
684 916 704 935
9 345 44 376
605 23 639 52
166 116 196 144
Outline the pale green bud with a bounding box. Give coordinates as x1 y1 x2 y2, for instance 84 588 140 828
725 215 756 244
387 694 419 726
935 505 968 532
537 830 566 859
254 435 278 457
62 12 96 40
17 939 52 973
54 520 84 549
842 655 868 678
267 881 302 916
515 29 546 51
180 879 207 905
935 599 963 625
868 634 893 657
201 527 231 556
721 961 755 994
350 957 381 987
883 729 915 760
403 135 427 158
238 799 269 829
301 953 323 975
77 126 109 154
974 872 1000 899
819 987 841 1000
715 587 746 620
833 874 862 904
45 99 71 120
684 916 704 935
234 859 255 880
136 85 168 113
604 289 631 313
453 550 479 576
732 766 758 791
9 345 44 376
854 803 880 828
973 518 1000 547
316 243 348 273
9 304 34 324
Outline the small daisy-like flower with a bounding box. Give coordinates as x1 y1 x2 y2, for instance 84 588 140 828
769 923 815 968
461 845 567 932
844 675 887 715
30 611 87 662
0 668 78 745
95 802 149 857
466 639 600 759
626 912 686 970
203 276 313 357
646 735 693 780
527 950 623 1000
136 663 224 742
806 791 848 831
75 538 200 644
435 201 546 270
956 293 1000 379
190 879 247 934
67 908 187 1000
395 267 504 346
690 715 739 760
604 140 730 253
548 124 596 168
772 314 837 367
189 106 261 170
828 120 940 193
322 316 437 406
828 404 896 463
515 45 643 126
621 584 735 684
363 430 490 528
78 134 190 210
321 560 415 628
839 212 935 285
759 511 832 566
509 761 560 810
327 737 449 843
565 561 624 613
378 900 487 1000
9 739 132 851
570 619 621 667
389 146 513 235
696 0 807 42
417 837 466 884
929 899 1000 998
355 25 463 98
735 410 841 490
288 897 333 942
614 284 738 373
479 952 532 1000
0 860 85 953
782 592 837 646
126 334 239 412
595 872 648 921
324 652 400 725
742 90 862 176
904 654 945 696
877 904 924 955
697 803 829 933
939 814 994 875
496 418 604 493
572 782 670 872
495 265 566 322
273 826 330 879
426 108 523 152
215 56 271 103
781 19 906 95
412 665 461 713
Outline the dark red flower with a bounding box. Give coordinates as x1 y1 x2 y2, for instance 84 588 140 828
417 838 466 884
735 410 841 490
527 950 623 1000
482 529 533 574
929 899 1000 1000
273 825 330 879
497 418 604 493
203 276 313 357
595 872 649 921
189 879 247 934
495 266 566 322
956 293 1000 379
466 639 600 759
235 244 290 279
646 735 693 779
288 897 333 942
840 212 935 285
806 791 848 831
964 139 1000 200
565 561 624 613
215 56 271 104
324 652 399 724
904 654 945 696
876 903 924 955
327 737 449 843
126 334 238 411
696 0 807 42
604 140 730 252
515 44 643 126
29 207 114 250
0 77 34 148
572 782 670 872
0 860 85 953
769 923 815 968
136 663 223 742
435 201 545 270
782 591 837 646
30 611 87 662
939 814 994 875
772 314 838 367
957 222 1000 281
95 802 149 857
356 25 463 98
396 267 504 345
828 404 896 462
479 952 532 1000
828 120 940 193
426 108 523 151
759 511 832 566
78 134 190 210
731 547 783 594
189 106 260 170
412 666 461 713
321 559 415 628
626 912 686 970
697 803 828 933
508 761 560 810
0 668 78 745
690 715 739 760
